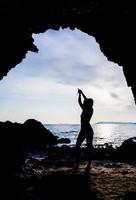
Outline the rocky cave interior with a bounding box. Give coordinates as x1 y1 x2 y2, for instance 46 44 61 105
0 2 136 199
1 0 135 103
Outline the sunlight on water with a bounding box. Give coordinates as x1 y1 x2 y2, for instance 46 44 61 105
93 124 114 144
93 123 136 147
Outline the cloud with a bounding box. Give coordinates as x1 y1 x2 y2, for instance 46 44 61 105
110 92 119 99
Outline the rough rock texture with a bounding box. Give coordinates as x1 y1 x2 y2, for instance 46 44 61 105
0 1 135 101
116 137 136 162
0 119 57 176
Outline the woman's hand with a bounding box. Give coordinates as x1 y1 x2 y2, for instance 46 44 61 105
78 88 82 94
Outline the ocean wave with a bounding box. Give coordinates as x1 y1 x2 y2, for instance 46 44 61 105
60 131 77 134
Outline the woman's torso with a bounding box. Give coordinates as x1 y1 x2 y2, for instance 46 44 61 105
81 107 93 126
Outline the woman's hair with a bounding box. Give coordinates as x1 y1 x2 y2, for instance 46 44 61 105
84 98 94 107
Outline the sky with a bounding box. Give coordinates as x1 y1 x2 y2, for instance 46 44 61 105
0 28 136 124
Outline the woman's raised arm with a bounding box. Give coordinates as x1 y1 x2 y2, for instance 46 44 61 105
81 91 87 100
78 89 83 109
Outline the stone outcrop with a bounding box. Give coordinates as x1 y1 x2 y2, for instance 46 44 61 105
116 137 136 162
0 1 135 101
0 119 58 175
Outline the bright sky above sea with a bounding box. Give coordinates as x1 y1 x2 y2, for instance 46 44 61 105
0 28 136 124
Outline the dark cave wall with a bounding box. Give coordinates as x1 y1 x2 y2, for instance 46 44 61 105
0 0 135 101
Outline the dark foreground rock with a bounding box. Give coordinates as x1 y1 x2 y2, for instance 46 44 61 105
0 119 58 176
57 137 71 144
115 137 136 162
91 137 136 163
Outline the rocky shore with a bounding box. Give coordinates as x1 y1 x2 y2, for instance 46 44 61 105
0 119 136 199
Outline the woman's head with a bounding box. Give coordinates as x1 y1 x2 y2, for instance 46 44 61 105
83 98 94 107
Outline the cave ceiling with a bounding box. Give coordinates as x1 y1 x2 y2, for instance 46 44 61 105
0 0 135 101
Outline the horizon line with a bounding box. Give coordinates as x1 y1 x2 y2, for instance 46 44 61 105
44 121 136 125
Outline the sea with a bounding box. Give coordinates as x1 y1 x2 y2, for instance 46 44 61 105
44 123 136 148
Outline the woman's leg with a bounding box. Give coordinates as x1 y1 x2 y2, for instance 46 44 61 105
75 131 85 169
86 133 94 171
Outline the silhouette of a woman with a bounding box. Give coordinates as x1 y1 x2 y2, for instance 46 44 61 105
75 89 94 171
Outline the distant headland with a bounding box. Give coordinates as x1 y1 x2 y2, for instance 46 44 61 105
96 121 136 124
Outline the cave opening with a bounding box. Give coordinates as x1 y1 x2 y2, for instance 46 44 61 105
0 28 136 125
1 3 136 200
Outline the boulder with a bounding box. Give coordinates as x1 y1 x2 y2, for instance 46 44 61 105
0 119 58 176
57 138 71 144
116 137 136 162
